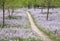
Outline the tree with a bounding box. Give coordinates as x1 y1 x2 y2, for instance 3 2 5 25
5 0 15 18
40 0 45 13
40 0 52 20
2 1 5 27
46 0 52 20
0 0 6 27
43 0 52 20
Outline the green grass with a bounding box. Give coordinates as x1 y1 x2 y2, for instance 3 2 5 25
0 24 10 28
0 37 42 41
0 40 8 41
0 24 21 28
10 37 42 41
28 11 60 41
0 24 3 28
5 16 22 20
41 12 52 14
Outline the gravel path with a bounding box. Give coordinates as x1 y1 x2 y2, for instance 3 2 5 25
26 11 52 41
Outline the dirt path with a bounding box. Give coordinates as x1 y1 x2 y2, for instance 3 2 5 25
26 11 52 41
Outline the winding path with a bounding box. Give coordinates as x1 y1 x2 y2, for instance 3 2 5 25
26 11 52 41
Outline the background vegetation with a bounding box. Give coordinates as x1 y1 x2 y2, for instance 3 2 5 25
0 0 60 8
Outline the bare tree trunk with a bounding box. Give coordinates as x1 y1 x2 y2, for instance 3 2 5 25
46 6 49 20
46 0 51 20
2 2 5 27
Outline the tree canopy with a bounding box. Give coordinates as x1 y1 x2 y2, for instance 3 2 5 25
0 0 60 9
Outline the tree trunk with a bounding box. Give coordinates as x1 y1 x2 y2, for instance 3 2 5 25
46 0 51 20
2 2 5 27
46 7 49 20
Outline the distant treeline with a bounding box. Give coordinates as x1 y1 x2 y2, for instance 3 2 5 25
0 0 60 9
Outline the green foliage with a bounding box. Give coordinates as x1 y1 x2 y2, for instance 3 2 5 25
0 37 42 41
0 0 60 8
11 37 42 41
5 16 22 20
